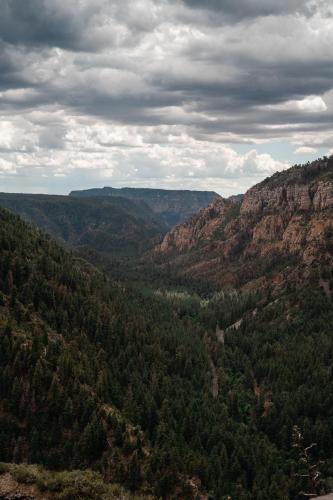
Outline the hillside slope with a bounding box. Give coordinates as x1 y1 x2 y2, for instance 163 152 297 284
0 193 166 258
2 178 333 498
0 206 156 495
0 206 263 498
0 463 143 499
155 156 333 290
70 187 220 226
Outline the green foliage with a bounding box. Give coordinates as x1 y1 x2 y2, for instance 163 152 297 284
1 205 333 498
259 155 333 189
69 186 219 227
0 192 165 258
0 462 150 499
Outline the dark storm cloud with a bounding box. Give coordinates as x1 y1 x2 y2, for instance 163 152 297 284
0 0 333 188
149 58 333 119
0 0 331 117
62 92 185 125
0 0 93 50
193 109 333 140
181 0 310 20
0 43 32 90
0 0 157 52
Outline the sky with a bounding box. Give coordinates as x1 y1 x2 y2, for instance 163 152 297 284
0 0 333 196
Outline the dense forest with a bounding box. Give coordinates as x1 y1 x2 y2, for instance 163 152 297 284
0 192 166 257
0 0 331 493
1 200 333 498
0 159 333 500
69 186 220 227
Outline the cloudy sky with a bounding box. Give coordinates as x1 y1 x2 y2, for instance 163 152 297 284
0 0 333 196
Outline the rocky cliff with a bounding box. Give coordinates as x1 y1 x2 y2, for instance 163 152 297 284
155 156 333 288
158 198 231 253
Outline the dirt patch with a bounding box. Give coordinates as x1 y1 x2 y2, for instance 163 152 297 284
319 278 331 299
210 359 219 399
0 472 51 500
215 326 225 344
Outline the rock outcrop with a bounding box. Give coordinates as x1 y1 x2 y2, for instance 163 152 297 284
241 179 333 215
313 181 333 211
159 198 229 252
154 156 333 287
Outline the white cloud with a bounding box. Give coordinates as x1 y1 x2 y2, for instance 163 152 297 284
294 146 318 154
0 121 15 149
264 95 328 113
0 110 290 195
0 117 39 151
0 157 17 175
0 0 333 194
296 96 327 113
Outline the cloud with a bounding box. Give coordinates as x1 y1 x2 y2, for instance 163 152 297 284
0 0 99 50
0 157 17 175
0 110 290 196
294 146 318 154
0 0 333 194
297 96 327 112
181 0 310 20
264 96 328 113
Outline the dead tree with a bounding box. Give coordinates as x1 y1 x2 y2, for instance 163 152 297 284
292 425 326 498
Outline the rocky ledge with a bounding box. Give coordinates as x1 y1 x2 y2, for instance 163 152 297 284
155 157 333 284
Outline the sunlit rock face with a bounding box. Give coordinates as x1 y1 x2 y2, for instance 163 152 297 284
155 157 333 288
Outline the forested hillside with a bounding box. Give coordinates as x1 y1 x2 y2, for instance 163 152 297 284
70 187 220 226
1 159 333 499
1 199 333 498
0 206 224 497
0 193 166 259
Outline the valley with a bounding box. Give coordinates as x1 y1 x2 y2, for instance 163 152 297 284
1 0 332 497
69 187 220 227
154 156 333 293
1 158 333 499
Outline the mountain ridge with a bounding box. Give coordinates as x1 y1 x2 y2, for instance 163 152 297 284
154 156 333 290
0 193 166 259
2 160 333 497
69 186 220 226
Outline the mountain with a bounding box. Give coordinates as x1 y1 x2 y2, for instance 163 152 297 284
2 159 333 498
155 156 333 291
227 193 244 204
1 202 333 498
0 205 222 497
0 193 166 259
1 205 280 499
0 206 155 495
69 186 220 226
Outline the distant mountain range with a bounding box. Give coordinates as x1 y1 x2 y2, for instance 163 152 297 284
0 188 220 283
70 186 220 226
0 193 166 259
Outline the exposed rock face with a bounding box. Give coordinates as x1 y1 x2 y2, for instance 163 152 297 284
313 181 333 211
281 215 307 254
159 198 229 252
241 183 314 215
155 157 333 287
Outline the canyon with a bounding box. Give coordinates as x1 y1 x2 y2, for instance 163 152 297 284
155 157 333 289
